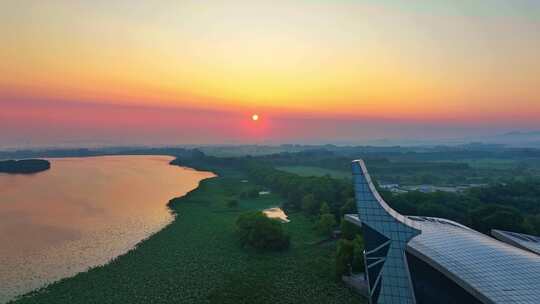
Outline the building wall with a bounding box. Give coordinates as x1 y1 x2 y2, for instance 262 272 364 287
352 160 420 304
406 252 482 304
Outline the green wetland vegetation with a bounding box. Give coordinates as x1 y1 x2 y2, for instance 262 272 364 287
11 164 361 304
8 143 540 303
277 166 351 180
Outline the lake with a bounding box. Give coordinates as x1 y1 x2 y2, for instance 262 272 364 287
0 155 214 303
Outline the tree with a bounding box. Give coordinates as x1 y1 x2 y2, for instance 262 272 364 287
285 190 303 210
317 214 336 237
335 239 354 278
469 204 524 233
351 236 365 273
340 198 356 217
525 214 540 235
336 236 365 279
301 194 320 215
249 187 260 198
320 202 331 215
226 199 238 208
236 211 290 251
340 219 362 241
240 187 260 199
316 201 337 237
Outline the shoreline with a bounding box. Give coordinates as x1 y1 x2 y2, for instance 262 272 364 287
10 158 361 304
3 157 215 304
8 170 219 303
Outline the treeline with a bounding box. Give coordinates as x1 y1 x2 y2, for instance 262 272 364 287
173 152 540 236
382 181 540 235
245 159 540 236
171 151 540 281
255 151 513 186
0 147 198 160
256 150 470 172
172 154 355 226
245 161 354 220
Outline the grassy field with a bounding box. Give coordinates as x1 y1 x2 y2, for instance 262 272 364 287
432 158 519 170
277 166 351 180
11 168 361 304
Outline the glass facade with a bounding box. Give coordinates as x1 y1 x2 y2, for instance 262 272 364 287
351 159 540 304
352 160 419 304
405 252 482 304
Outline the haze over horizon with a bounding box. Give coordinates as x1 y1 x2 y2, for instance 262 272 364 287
2 1 539 147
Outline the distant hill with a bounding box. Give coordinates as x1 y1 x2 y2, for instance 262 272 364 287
503 131 540 137
0 159 50 174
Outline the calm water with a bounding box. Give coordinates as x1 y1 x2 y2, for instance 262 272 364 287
0 155 214 303
263 207 290 223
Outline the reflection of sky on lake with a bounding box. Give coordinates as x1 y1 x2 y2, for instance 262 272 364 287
263 207 290 223
0 156 214 303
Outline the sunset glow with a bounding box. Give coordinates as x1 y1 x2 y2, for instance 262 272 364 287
1 1 539 147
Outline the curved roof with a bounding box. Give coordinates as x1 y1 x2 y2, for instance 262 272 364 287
491 229 540 256
351 159 540 304
407 216 540 304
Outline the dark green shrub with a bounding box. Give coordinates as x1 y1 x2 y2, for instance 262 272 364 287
335 236 365 278
301 194 320 215
316 202 336 237
240 187 261 199
335 239 354 278
340 219 362 241
317 214 336 237
236 211 290 251
351 236 365 273
320 202 331 215
226 199 239 208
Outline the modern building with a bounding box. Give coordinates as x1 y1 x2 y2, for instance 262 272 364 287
348 159 540 304
491 229 540 256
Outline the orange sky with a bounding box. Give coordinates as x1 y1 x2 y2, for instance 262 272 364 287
1 1 539 147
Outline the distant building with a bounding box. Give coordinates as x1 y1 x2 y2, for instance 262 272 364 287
379 183 400 190
346 159 540 304
379 183 408 194
402 185 465 193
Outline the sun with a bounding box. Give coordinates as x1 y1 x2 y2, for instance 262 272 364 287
251 114 259 121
